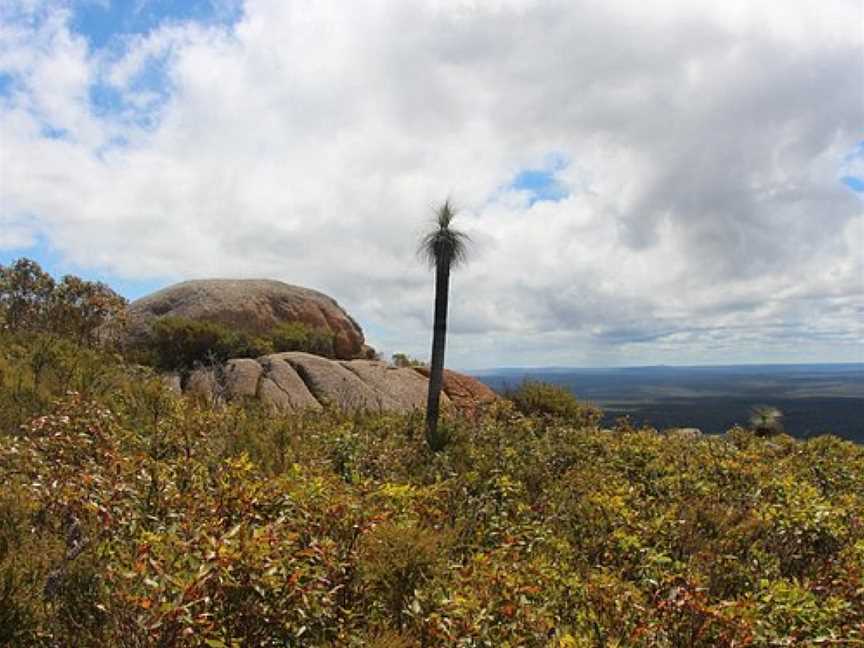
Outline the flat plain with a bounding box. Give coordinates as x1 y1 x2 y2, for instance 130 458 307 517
472 364 864 442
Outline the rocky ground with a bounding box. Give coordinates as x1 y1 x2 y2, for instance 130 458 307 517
178 352 498 414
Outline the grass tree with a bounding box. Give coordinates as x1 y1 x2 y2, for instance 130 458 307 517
419 200 470 450
749 405 784 437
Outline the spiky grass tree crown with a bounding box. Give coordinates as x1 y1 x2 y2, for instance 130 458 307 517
750 405 783 428
418 200 470 270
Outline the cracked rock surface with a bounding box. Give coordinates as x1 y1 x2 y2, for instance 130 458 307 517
185 352 497 415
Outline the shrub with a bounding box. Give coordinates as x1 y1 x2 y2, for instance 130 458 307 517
358 523 449 626
750 404 785 437
269 321 336 357
131 318 338 372
392 353 426 368
0 330 128 434
0 331 863 645
506 380 602 427
0 488 44 645
136 317 273 372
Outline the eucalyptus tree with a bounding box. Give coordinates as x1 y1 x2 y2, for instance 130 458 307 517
418 200 470 450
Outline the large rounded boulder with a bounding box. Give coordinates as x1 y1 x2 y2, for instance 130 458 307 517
185 352 464 415
127 279 366 360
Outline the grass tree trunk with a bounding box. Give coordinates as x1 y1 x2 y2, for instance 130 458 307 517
425 261 451 450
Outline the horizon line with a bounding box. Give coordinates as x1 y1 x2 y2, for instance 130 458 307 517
466 361 864 373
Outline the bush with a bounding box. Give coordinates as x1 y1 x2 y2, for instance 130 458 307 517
0 488 44 645
358 523 449 626
135 317 274 372
269 321 336 357
0 330 127 434
505 380 602 427
131 318 339 373
0 331 862 645
750 404 785 437
392 353 426 368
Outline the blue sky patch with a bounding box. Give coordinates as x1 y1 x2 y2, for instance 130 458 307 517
72 0 243 50
0 73 13 97
126 53 174 103
508 154 570 206
89 82 125 116
1 238 171 301
839 142 864 194
843 140 864 162
40 125 69 139
89 53 174 131
842 176 864 193
73 2 237 134
512 169 569 205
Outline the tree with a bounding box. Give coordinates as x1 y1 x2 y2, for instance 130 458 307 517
0 258 127 346
51 275 128 346
418 200 470 450
0 258 56 332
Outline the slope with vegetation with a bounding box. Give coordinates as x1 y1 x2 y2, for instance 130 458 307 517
1 260 862 646
129 316 341 372
126 278 369 361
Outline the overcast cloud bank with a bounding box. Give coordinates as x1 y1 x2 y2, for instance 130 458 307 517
0 0 861 368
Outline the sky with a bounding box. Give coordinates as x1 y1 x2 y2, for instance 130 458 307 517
0 0 862 370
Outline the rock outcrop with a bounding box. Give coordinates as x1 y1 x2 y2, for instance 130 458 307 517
273 352 402 412
224 359 263 398
413 367 498 414
256 356 322 412
127 279 366 359
182 352 488 415
342 361 432 410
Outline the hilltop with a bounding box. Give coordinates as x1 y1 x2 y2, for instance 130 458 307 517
123 278 496 415
1 262 862 645
127 278 369 360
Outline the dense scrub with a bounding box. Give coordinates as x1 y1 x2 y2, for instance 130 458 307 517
129 317 339 373
1 262 862 645
0 258 338 377
506 380 602 428
0 332 862 646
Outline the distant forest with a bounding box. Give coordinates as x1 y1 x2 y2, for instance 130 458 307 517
473 364 864 442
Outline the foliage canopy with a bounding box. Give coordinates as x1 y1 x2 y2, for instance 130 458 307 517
0 258 127 345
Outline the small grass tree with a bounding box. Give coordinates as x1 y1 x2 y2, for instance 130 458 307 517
419 200 469 450
750 405 784 437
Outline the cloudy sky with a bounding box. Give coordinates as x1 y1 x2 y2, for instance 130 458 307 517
1 0 861 369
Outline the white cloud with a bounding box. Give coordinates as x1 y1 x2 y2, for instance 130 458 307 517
0 0 861 368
